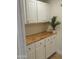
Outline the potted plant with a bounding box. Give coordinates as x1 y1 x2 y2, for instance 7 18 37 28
49 16 61 33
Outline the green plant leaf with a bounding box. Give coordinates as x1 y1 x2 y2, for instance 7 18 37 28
50 16 61 30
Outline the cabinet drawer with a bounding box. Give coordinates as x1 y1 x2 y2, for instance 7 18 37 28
35 39 45 48
27 43 35 51
45 36 51 44
50 35 56 44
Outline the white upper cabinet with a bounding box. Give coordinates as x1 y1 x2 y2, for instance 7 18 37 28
37 1 49 23
24 0 49 24
25 0 37 24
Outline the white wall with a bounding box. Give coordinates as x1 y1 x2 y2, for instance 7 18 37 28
49 0 62 55
25 23 48 35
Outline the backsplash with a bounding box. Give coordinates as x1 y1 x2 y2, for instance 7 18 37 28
25 23 49 35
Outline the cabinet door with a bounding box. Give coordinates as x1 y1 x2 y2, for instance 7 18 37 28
37 1 49 23
50 35 56 54
26 43 36 59
46 37 52 58
35 39 45 59
46 36 56 58
26 0 37 24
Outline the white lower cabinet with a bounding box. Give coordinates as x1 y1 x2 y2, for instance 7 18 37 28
26 43 36 59
35 39 46 59
46 37 53 58
46 36 56 58
51 36 56 55
26 35 56 59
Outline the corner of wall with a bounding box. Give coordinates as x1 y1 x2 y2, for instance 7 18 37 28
57 49 62 55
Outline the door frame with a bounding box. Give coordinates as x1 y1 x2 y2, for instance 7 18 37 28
17 0 27 59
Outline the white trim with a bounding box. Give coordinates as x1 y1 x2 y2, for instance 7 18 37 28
17 0 27 59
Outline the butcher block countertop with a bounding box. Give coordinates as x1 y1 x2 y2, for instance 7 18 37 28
25 31 56 45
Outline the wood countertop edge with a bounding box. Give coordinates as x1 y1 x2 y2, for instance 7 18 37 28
25 32 57 45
